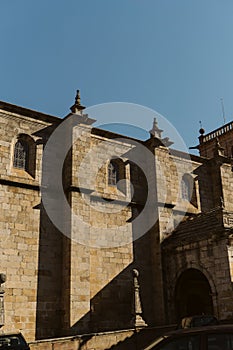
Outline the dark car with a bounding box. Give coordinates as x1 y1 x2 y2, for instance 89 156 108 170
177 315 219 329
144 324 233 350
0 332 30 349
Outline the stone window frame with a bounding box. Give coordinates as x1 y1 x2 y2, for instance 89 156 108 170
107 158 128 193
12 134 37 178
13 139 29 170
108 160 119 186
181 175 192 201
181 173 198 208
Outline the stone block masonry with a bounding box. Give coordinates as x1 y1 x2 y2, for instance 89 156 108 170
1 98 233 343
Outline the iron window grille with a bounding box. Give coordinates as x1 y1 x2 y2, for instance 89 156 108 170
108 161 118 186
13 140 28 170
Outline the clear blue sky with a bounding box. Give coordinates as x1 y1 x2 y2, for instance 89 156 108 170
1 0 233 151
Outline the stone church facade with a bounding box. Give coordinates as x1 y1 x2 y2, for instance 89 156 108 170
0 94 233 342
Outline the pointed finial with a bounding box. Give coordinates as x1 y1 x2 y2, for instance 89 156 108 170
75 90 81 106
149 118 163 139
199 121 205 135
70 89 86 114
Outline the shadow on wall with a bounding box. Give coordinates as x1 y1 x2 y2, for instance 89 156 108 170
35 124 161 340
35 219 158 340
35 204 64 339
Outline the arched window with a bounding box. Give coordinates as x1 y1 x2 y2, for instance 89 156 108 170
13 139 28 170
181 176 192 201
12 134 36 177
108 161 119 186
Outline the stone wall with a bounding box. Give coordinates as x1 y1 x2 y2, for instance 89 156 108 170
29 330 135 350
29 326 176 350
199 127 233 158
2 100 233 343
221 162 233 211
0 106 161 339
162 208 233 323
0 185 40 340
0 108 60 341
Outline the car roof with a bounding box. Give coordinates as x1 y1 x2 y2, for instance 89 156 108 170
0 332 22 336
165 324 233 337
181 315 217 320
144 325 233 350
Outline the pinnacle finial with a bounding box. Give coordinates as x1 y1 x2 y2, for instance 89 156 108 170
75 90 81 106
149 118 163 139
199 121 205 135
130 269 147 328
149 118 173 147
70 89 86 113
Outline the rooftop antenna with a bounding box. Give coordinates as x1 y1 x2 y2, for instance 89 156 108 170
220 98 226 125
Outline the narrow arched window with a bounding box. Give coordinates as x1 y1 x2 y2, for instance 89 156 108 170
108 161 118 186
13 140 28 170
181 176 191 201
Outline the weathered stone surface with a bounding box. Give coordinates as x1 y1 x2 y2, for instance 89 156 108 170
1 100 233 344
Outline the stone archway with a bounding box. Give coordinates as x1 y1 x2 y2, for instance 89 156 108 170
175 268 214 320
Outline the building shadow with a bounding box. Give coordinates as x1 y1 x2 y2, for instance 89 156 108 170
35 212 159 339
35 125 163 340
35 204 64 339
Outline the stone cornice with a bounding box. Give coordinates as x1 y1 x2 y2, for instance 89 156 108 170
0 100 61 125
0 178 39 191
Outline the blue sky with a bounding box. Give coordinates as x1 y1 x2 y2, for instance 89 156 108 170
1 1 233 152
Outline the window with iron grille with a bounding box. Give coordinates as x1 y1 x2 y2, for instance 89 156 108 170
13 140 28 170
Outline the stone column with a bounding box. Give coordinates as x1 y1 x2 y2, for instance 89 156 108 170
0 273 6 327
131 269 147 328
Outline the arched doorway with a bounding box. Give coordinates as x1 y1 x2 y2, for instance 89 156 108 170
175 268 214 320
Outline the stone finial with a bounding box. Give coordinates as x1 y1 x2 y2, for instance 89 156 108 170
75 90 81 106
70 89 86 114
149 118 173 147
149 118 163 139
214 137 225 157
131 269 147 328
199 128 205 135
199 121 205 136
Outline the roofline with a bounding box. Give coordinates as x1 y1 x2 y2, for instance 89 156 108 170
0 100 61 124
0 101 212 164
199 120 233 144
92 129 207 163
91 127 145 144
169 148 205 163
